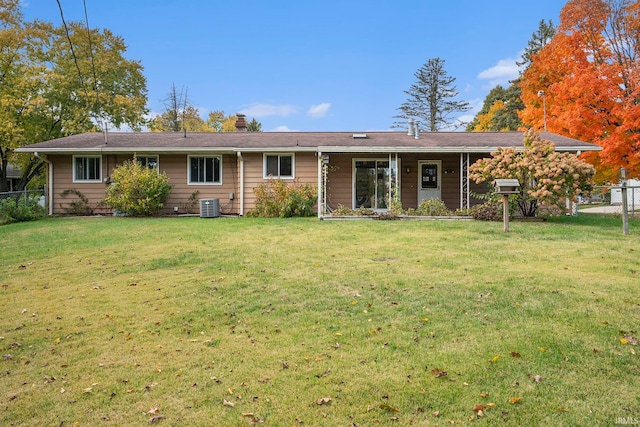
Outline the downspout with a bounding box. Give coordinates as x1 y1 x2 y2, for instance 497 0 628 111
34 152 53 216
237 151 244 216
317 151 323 219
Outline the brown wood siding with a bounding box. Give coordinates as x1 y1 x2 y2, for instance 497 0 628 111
49 154 112 215
469 154 490 207
46 151 493 216
398 154 418 209
162 154 239 215
325 153 467 210
241 152 318 214
47 154 241 215
439 154 461 210
324 154 354 209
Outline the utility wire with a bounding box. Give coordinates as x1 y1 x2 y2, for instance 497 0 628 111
83 0 101 111
56 0 107 139
82 0 106 135
55 0 90 104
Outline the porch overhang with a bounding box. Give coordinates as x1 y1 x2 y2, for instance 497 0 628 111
315 145 601 154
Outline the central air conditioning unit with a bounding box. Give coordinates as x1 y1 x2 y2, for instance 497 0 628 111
199 198 220 218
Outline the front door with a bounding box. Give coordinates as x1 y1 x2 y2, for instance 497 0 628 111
418 160 441 204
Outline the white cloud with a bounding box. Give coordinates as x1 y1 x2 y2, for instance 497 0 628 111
270 125 297 132
239 103 298 118
307 103 331 119
477 57 520 87
468 97 485 114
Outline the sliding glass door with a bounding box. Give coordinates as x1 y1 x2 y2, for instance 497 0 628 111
354 160 391 210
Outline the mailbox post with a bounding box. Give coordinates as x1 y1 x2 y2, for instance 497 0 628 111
494 179 521 232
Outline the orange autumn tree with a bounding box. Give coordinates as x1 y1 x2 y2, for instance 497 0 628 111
519 0 640 181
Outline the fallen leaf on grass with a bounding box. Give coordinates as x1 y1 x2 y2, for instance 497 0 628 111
315 368 331 378
315 397 332 405
223 399 235 407
621 335 638 345
533 375 543 383
473 404 487 413
431 368 448 378
148 408 160 414
480 392 489 398
242 413 264 424
509 397 521 404
380 404 399 413
511 352 521 358
488 355 500 363
149 415 165 423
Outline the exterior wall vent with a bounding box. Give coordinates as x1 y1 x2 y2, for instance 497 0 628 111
352 134 368 139
199 198 220 218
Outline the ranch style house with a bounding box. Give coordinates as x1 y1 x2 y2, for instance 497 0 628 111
17 119 600 218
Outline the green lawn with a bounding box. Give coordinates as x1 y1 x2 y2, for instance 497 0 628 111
0 215 638 426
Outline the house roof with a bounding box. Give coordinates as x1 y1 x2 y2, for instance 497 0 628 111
16 130 601 155
6 164 21 179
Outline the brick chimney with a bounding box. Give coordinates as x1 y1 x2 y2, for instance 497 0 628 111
235 114 247 132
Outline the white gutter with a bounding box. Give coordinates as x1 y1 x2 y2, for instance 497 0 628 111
17 144 601 155
34 152 53 215
16 146 319 154
316 146 602 153
237 151 244 216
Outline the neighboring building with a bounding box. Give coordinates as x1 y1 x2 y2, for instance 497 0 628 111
611 179 640 206
16 127 600 217
3 164 21 192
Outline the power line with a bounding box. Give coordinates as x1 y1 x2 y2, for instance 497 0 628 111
55 0 90 104
83 0 101 109
55 0 107 139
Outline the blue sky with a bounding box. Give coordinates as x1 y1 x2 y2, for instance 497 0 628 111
24 1 567 132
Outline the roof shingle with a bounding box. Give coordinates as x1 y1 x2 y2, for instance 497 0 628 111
16 131 600 154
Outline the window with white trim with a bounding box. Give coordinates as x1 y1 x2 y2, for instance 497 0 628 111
136 155 158 170
188 155 222 184
73 155 102 182
264 153 294 178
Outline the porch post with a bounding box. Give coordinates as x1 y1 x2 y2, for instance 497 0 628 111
237 151 244 216
395 152 399 205
460 153 470 210
388 153 392 208
317 151 323 219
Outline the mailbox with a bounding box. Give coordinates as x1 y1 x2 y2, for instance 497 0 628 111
494 179 520 194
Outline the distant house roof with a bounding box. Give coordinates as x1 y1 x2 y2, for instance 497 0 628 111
16 131 601 155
